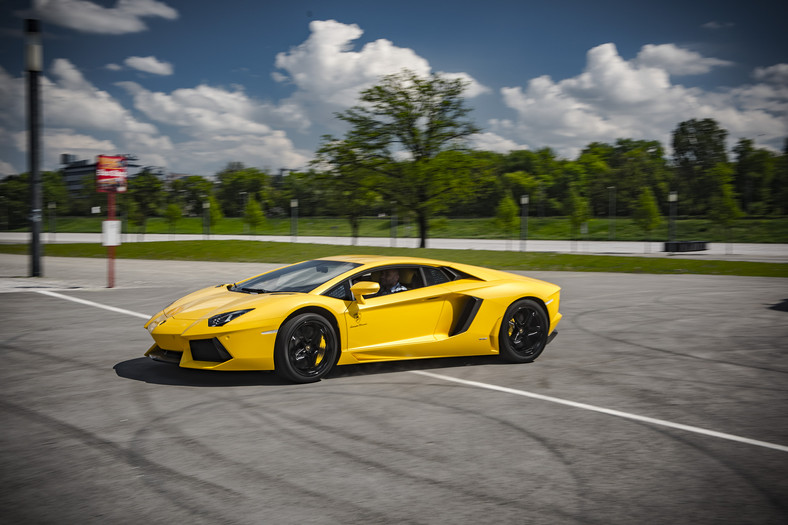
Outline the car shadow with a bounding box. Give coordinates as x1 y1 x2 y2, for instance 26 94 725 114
115 355 506 387
113 358 290 387
326 355 504 380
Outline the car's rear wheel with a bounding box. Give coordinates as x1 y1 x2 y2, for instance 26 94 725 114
275 313 338 383
499 299 548 363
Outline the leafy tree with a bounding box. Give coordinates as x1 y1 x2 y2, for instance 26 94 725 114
164 203 181 233
707 163 742 243
633 186 662 250
215 163 270 217
314 139 380 241
330 69 479 247
733 138 777 215
495 194 519 237
243 195 265 233
169 175 214 216
565 184 590 249
672 118 729 214
128 169 164 235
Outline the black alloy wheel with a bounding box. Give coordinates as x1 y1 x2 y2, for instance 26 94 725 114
275 313 338 383
499 299 548 363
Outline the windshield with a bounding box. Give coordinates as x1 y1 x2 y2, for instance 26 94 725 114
233 260 361 294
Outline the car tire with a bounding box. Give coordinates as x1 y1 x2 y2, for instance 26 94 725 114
274 313 338 383
499 299 548 363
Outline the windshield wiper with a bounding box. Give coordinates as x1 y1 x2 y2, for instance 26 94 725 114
237 287 271 294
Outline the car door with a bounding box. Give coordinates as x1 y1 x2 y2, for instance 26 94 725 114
343 266 448 361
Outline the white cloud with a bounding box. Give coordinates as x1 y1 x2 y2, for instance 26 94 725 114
105 63 123 71
635 44 733 75
27 0 177 35
702 21 734 30
470 132 528 154
273 19 488 132
495 43 788 158
754 63 788 85
124 55 173 75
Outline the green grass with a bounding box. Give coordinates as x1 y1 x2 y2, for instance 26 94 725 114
14 215 788 243
1 240 785 278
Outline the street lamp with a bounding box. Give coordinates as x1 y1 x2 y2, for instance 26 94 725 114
239 191 248 233
290 199 299 241
48 201 56 242
669 191 678 245
203 200 210 239
520 194 529 252
26 18 43 277
390 202 397 248
607 186 616 240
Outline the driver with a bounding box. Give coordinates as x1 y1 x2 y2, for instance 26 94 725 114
375 268 407 296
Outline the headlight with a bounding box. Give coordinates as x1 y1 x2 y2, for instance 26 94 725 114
208 309 253 327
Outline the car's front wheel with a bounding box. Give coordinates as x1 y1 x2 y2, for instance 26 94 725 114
275 313 338 383
499 299 548 363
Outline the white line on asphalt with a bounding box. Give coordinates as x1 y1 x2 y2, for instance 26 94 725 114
411 370 788 453
34 289 788 453
36 290 150 320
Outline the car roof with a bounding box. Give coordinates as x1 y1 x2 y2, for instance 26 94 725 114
316 254 450 267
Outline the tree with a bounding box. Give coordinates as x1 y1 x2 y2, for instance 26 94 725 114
314 139 380 242
215 163 270 217
633 187 662 251
707 163 742 247
330 69 479 247
243 195 265 233
164 203 181 233
495 194 519 238
672 118 729 215
565 184 590 251
128 169 164 235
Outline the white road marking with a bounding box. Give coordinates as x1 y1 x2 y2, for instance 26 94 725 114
36 290 150 320
34 289 788 453
411 370 788 453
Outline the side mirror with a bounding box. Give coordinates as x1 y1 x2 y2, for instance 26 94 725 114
350 281 380 304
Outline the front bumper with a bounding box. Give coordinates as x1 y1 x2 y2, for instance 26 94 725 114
145 315 279 371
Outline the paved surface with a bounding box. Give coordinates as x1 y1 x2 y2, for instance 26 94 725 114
1 255 787 524
2 231 787 263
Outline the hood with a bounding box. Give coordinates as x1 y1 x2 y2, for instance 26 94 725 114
167 287 299 320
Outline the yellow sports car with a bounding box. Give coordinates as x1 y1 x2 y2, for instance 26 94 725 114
144 255 562 383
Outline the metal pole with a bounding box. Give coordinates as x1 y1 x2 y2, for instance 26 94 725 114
669 191 677 244
608 186 615 240
203 200 210 239
290 199 298 241
107 191 116 288
390 203 397 247
26 19 43 277
520 195 529 252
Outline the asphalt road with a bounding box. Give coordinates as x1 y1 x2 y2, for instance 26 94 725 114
1 255 787 524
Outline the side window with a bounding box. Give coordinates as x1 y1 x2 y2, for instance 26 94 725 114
422 266 451 286
324 281 351 301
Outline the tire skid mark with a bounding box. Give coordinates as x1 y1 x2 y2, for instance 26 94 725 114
572 304 788 375
235 385 588 521
127 393 420 525
641 422 788 515
0 398 245 525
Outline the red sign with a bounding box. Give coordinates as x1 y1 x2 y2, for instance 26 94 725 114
96 155 127 193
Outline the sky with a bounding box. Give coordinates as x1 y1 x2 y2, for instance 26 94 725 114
0 0 786 178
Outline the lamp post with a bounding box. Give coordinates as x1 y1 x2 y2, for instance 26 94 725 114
608 186 616 240
520 194 529 252
203 200 210 239
669 191 678 245
48 201 56 242
290 199 298 241
26 19 43 277
390 202 397 247
239 191 247 233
